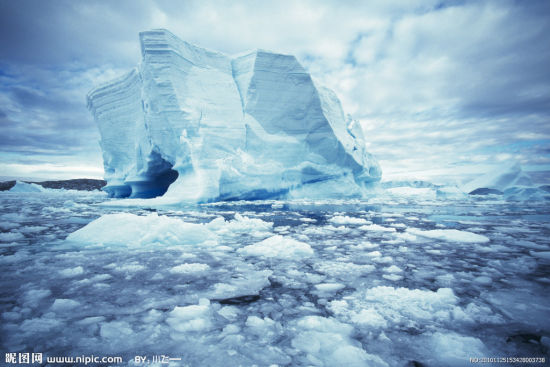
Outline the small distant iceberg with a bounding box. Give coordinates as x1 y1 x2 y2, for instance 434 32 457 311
379 163 549 202
9 181 46 193
461 163 533 194
5 180 106 196
461 163 548 200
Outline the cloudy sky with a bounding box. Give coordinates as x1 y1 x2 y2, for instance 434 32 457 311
1 0 549 183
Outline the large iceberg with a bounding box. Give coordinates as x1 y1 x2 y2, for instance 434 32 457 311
87 29 381 201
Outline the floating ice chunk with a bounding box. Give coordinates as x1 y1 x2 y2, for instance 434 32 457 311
406 228 490 243
372 256 393 264
487 289 550 329
382 274 403 281
384 265 403 273
59 266 84 278
166 299 213 333
0 232 25 242
21 316 63 334
353 242 379 250
222 324 241 337
245 315 280 340
395 232 417 242
170 263 210 274
113 263 146 273
328 300 349 314
329 345 388 367
2 311 20 321
207 269 272 300
50 298 81 312
0 251 29 264
303 224 353 236
274 225 291 234
330 286 459 330
100 320 134 340
329 216 371 225
142 309 162 324
453 302 504 324
90 274 112 282
380 213 404 218
0 213 27 222
206 213 273 235
436 274 455 287
210 283 239 297
315 283 346 292
23 289 52 307
67 212 215 247
151 273 164 281
19 225 48 234
349 308 388 329
390 223 406 228
530 251 550 260
77 316 106 325
515 240 547 250
314 262 375 280
473 276 492 285
291 316 388 367
428 332 486 366
381 238 402 245
0 222 19 230
467 226 486 232
313 283 346 297
359 224 396 232
300 226 332 236
238 235 313 259
217 306 240 321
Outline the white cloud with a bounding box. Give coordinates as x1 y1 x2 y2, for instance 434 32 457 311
0 0 548 181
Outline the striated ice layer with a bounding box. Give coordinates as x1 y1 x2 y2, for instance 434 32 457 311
87 29 381 201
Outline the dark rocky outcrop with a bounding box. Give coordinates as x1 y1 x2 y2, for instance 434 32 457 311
0 179 106 191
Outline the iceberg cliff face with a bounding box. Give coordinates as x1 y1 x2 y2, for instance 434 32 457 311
87 29 381 201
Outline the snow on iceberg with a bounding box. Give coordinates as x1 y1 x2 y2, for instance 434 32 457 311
87 29 381 202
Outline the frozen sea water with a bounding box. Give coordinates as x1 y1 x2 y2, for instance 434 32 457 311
0 190 549 366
